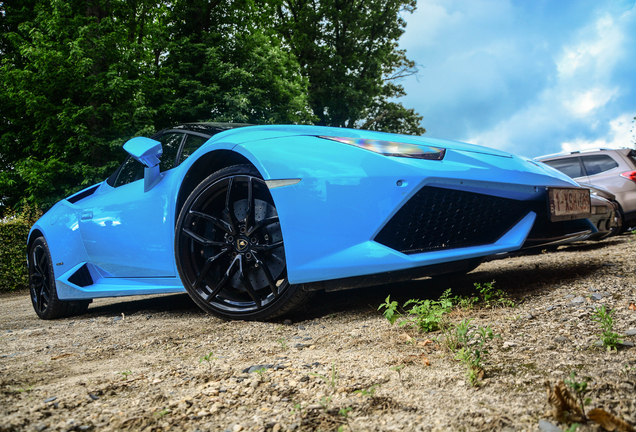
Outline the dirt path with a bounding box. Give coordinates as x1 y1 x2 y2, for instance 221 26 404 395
1 236 636 432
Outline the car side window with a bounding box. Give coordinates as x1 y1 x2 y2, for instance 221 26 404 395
158 133 185 172
113 157 145 187
179 134 209 164
581 155 618 176
543 157 584 178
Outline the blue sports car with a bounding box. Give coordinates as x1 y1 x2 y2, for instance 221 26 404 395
28 124 595 320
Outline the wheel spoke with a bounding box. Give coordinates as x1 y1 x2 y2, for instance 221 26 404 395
192 249 229 289
252 252 279 298
245 177 254 229
246 216 279 237
182 228 226 247
222 177 238 234
207 255 240 300
237 257 262 308
252 240 284 252
189 211 234 235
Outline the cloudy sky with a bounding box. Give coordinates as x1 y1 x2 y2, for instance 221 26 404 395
399 0 636 158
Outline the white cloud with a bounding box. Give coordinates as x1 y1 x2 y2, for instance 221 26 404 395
560 114 635 152
563 87 619 117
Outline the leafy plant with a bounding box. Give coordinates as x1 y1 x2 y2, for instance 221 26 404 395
354 384 380 398
319 395 332 410
118 370 132 380
591 305 622 351
155 409 170 418
474 281 514 308
564 371 591 415
378 295 400 325
390 364 405 384
199 351 217 372
0 205 42 292
254 367 267 378
277 337 288 351
449 319 500 386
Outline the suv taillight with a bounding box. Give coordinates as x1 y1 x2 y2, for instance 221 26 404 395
620 171 636 182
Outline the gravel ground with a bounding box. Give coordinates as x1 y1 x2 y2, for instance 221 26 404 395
1 235 636 432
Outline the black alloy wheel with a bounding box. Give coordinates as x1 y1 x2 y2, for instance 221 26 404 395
175 165 311 320
29 237 90 319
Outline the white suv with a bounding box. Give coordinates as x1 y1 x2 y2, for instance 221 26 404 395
536 148 636 231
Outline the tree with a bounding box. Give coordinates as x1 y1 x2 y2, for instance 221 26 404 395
0 0 313 215
272 0 425 135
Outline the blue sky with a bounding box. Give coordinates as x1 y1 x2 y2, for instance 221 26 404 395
399 0 636 158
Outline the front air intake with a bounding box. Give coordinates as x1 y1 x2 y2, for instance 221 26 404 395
374 186 531 254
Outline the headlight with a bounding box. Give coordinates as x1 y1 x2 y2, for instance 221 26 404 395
319 136 446 160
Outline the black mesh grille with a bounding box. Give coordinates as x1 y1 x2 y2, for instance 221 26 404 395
68 264 94 287
375 186 532 254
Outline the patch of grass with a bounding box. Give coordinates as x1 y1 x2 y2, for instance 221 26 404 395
591 305 622 351
475 281 514 308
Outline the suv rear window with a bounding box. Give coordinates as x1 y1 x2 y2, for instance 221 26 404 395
543 157 584 178
581 155 618 176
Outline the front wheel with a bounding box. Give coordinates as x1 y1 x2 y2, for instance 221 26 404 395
175 165 311 320
29 237 90 319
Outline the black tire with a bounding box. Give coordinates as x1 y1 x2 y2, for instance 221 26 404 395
29 237 90 319
175 165 312 320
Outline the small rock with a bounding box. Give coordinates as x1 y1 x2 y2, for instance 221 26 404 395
88 393 99 401
539 419 563 432
503 341 517 348
298 325 305 330
197 410 209 417
554 336 571 344
591 293 603 301
625 329 636 336
293 343 307 349
242 364 274 374
570 296 585 306
44 397 57 403
619 341 634 348
546 306 555 311
564 295 575 299
113 316 122 322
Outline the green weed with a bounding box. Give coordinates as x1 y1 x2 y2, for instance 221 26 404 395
591 305 622 351
118 370 132 380
310 362 339 394
475 281 514 308
448 319 500 386
199 351 217 372
277 337 288 351
564 371 591 415
390 364 405 384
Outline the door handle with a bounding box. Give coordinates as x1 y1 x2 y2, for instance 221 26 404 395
80 211 93 220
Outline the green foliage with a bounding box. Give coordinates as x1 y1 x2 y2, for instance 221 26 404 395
118 370 132 380
354 384 380 398
403 289 454 332
475 281 514 308
390 364 405 384
0 205 42 292
0 0 314 214
591 305 622 351
378 295 400 325
447 319 500 386
198 351 217 372
272 0 424 134
564 371 590 415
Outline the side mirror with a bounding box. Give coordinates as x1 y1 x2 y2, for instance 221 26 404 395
123 137 163 192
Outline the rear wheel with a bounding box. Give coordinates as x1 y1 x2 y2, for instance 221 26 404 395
29 237 90 319
175 165 311 320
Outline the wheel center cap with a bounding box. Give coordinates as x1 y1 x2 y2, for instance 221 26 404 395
235 238 249 252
